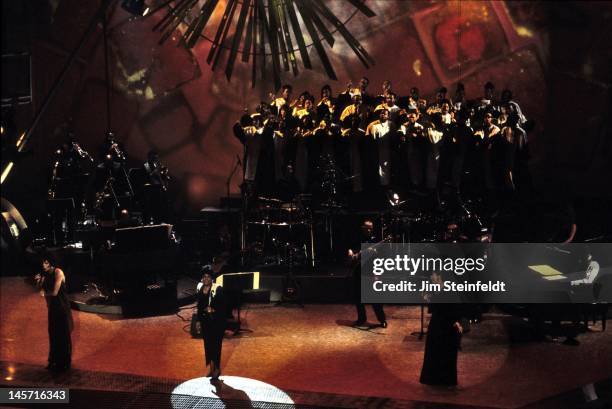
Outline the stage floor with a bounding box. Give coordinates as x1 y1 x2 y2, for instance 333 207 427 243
1 277 611 409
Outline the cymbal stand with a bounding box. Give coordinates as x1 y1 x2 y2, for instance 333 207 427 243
277 204 303 307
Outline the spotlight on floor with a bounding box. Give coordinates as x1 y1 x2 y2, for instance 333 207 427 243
121 0 147 16
171 376 294 409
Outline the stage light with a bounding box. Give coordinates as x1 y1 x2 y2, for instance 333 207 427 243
1 162 14 184
121 0 146 16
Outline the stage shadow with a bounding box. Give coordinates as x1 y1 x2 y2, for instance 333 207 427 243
211 378 254 409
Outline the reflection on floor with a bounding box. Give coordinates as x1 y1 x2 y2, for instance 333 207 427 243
1 277 611 409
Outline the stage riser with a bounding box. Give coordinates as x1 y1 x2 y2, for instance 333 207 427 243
260 275 352 303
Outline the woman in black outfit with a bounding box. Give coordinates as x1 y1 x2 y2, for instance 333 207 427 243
420 272 464 388
34 254 74 372
196 267 227 380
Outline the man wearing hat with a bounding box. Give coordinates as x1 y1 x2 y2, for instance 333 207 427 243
196 265 227 380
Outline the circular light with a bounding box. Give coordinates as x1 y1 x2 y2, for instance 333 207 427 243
171 376 294 409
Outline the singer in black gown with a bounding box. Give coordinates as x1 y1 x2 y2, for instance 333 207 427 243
196 268 227 379
35 256 74 372
420 273 464 387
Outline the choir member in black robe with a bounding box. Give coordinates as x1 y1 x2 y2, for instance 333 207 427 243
400 110 427 190
420 272 464 388
270 84 293 115
232 112 274 196
433 100 457 191
365 109 395 198
35 254 74 372
316 84 338 159
293 96 316 192
340 94 369 193
196 267 228 380
474 111 501 201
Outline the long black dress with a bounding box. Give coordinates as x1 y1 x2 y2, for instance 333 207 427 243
43 269 74 369
420 303 462 386
196 285 227 370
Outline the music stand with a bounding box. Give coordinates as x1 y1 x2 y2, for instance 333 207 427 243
217 271 259 335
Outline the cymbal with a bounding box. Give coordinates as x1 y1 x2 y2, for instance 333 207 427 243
280 203 300 212
258 196 283 203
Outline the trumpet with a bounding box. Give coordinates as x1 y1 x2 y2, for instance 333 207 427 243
109 142 126 162
73 142 94 162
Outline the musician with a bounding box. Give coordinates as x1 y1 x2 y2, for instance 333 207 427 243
348 220 387 328
49 132 92 199
143 150 169 189
98 131 133 198
34 254 74 372
100 131 126 166
420 271 464 388
196 266 227 380
142 150 170 223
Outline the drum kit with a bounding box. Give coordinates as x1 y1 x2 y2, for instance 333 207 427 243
245 195 313 268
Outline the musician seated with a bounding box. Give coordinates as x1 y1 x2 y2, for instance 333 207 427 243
143 150 169 190
571 254 599 286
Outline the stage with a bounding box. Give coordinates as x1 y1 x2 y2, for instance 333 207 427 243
1 277 610 409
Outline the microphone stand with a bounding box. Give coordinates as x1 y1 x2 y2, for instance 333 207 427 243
225 155 242 264
226 155 242 207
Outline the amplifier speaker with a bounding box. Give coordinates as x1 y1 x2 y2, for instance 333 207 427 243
120 284 178 318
